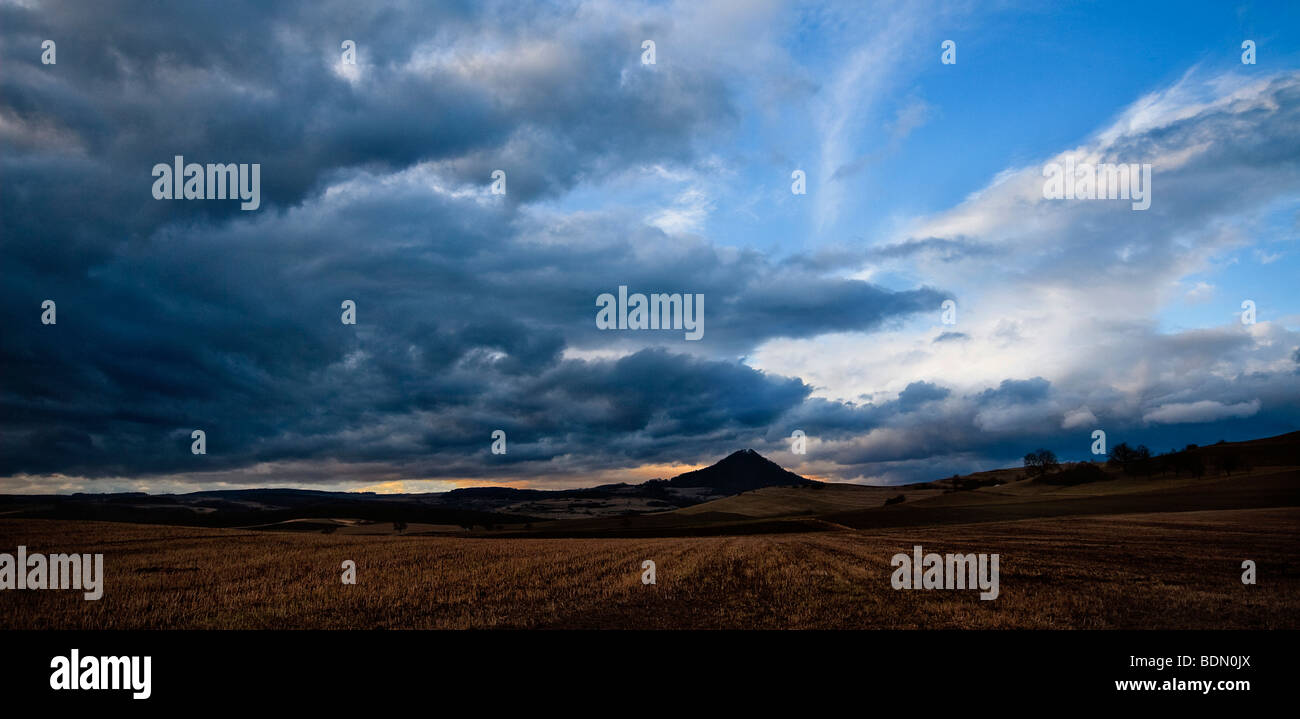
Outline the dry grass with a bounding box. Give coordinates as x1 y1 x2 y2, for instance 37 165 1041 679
1 507 1296 629
671 483 943 518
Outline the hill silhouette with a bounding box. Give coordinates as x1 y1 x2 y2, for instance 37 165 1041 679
665 448 818 493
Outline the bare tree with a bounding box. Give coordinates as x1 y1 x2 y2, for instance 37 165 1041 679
1023 449 1060 478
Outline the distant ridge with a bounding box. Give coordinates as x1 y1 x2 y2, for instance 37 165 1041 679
3 432 1294 532
666 448 818 494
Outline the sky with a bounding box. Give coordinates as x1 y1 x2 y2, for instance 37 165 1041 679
1 0 1297 493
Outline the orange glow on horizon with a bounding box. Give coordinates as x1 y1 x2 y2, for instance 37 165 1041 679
350 460 709 494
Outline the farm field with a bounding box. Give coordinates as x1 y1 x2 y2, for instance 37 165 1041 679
1 506 1295 630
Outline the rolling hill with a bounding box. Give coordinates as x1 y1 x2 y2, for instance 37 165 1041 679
1 433 1294 535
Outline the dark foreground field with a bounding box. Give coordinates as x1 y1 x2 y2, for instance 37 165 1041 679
2 506 1296 629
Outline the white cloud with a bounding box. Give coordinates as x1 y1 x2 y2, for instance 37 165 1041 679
1143 399 1261 424
1185 281 1216 303
647 186 716 234
1062 407 1098 429
752 69 1300 440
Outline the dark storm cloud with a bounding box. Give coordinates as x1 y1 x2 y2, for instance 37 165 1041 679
0 1 945 483
975 377 1051 406
0 0 734 305
0 167 941 478
1 0 725 211
756 381 951 442
784 362 1300 485
895 381 949 411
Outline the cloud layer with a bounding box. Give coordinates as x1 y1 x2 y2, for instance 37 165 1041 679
2 1 1297 490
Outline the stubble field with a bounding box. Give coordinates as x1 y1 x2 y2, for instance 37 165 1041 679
1 507 1296 630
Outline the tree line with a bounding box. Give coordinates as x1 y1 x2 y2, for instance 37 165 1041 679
1023 441 1247 479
